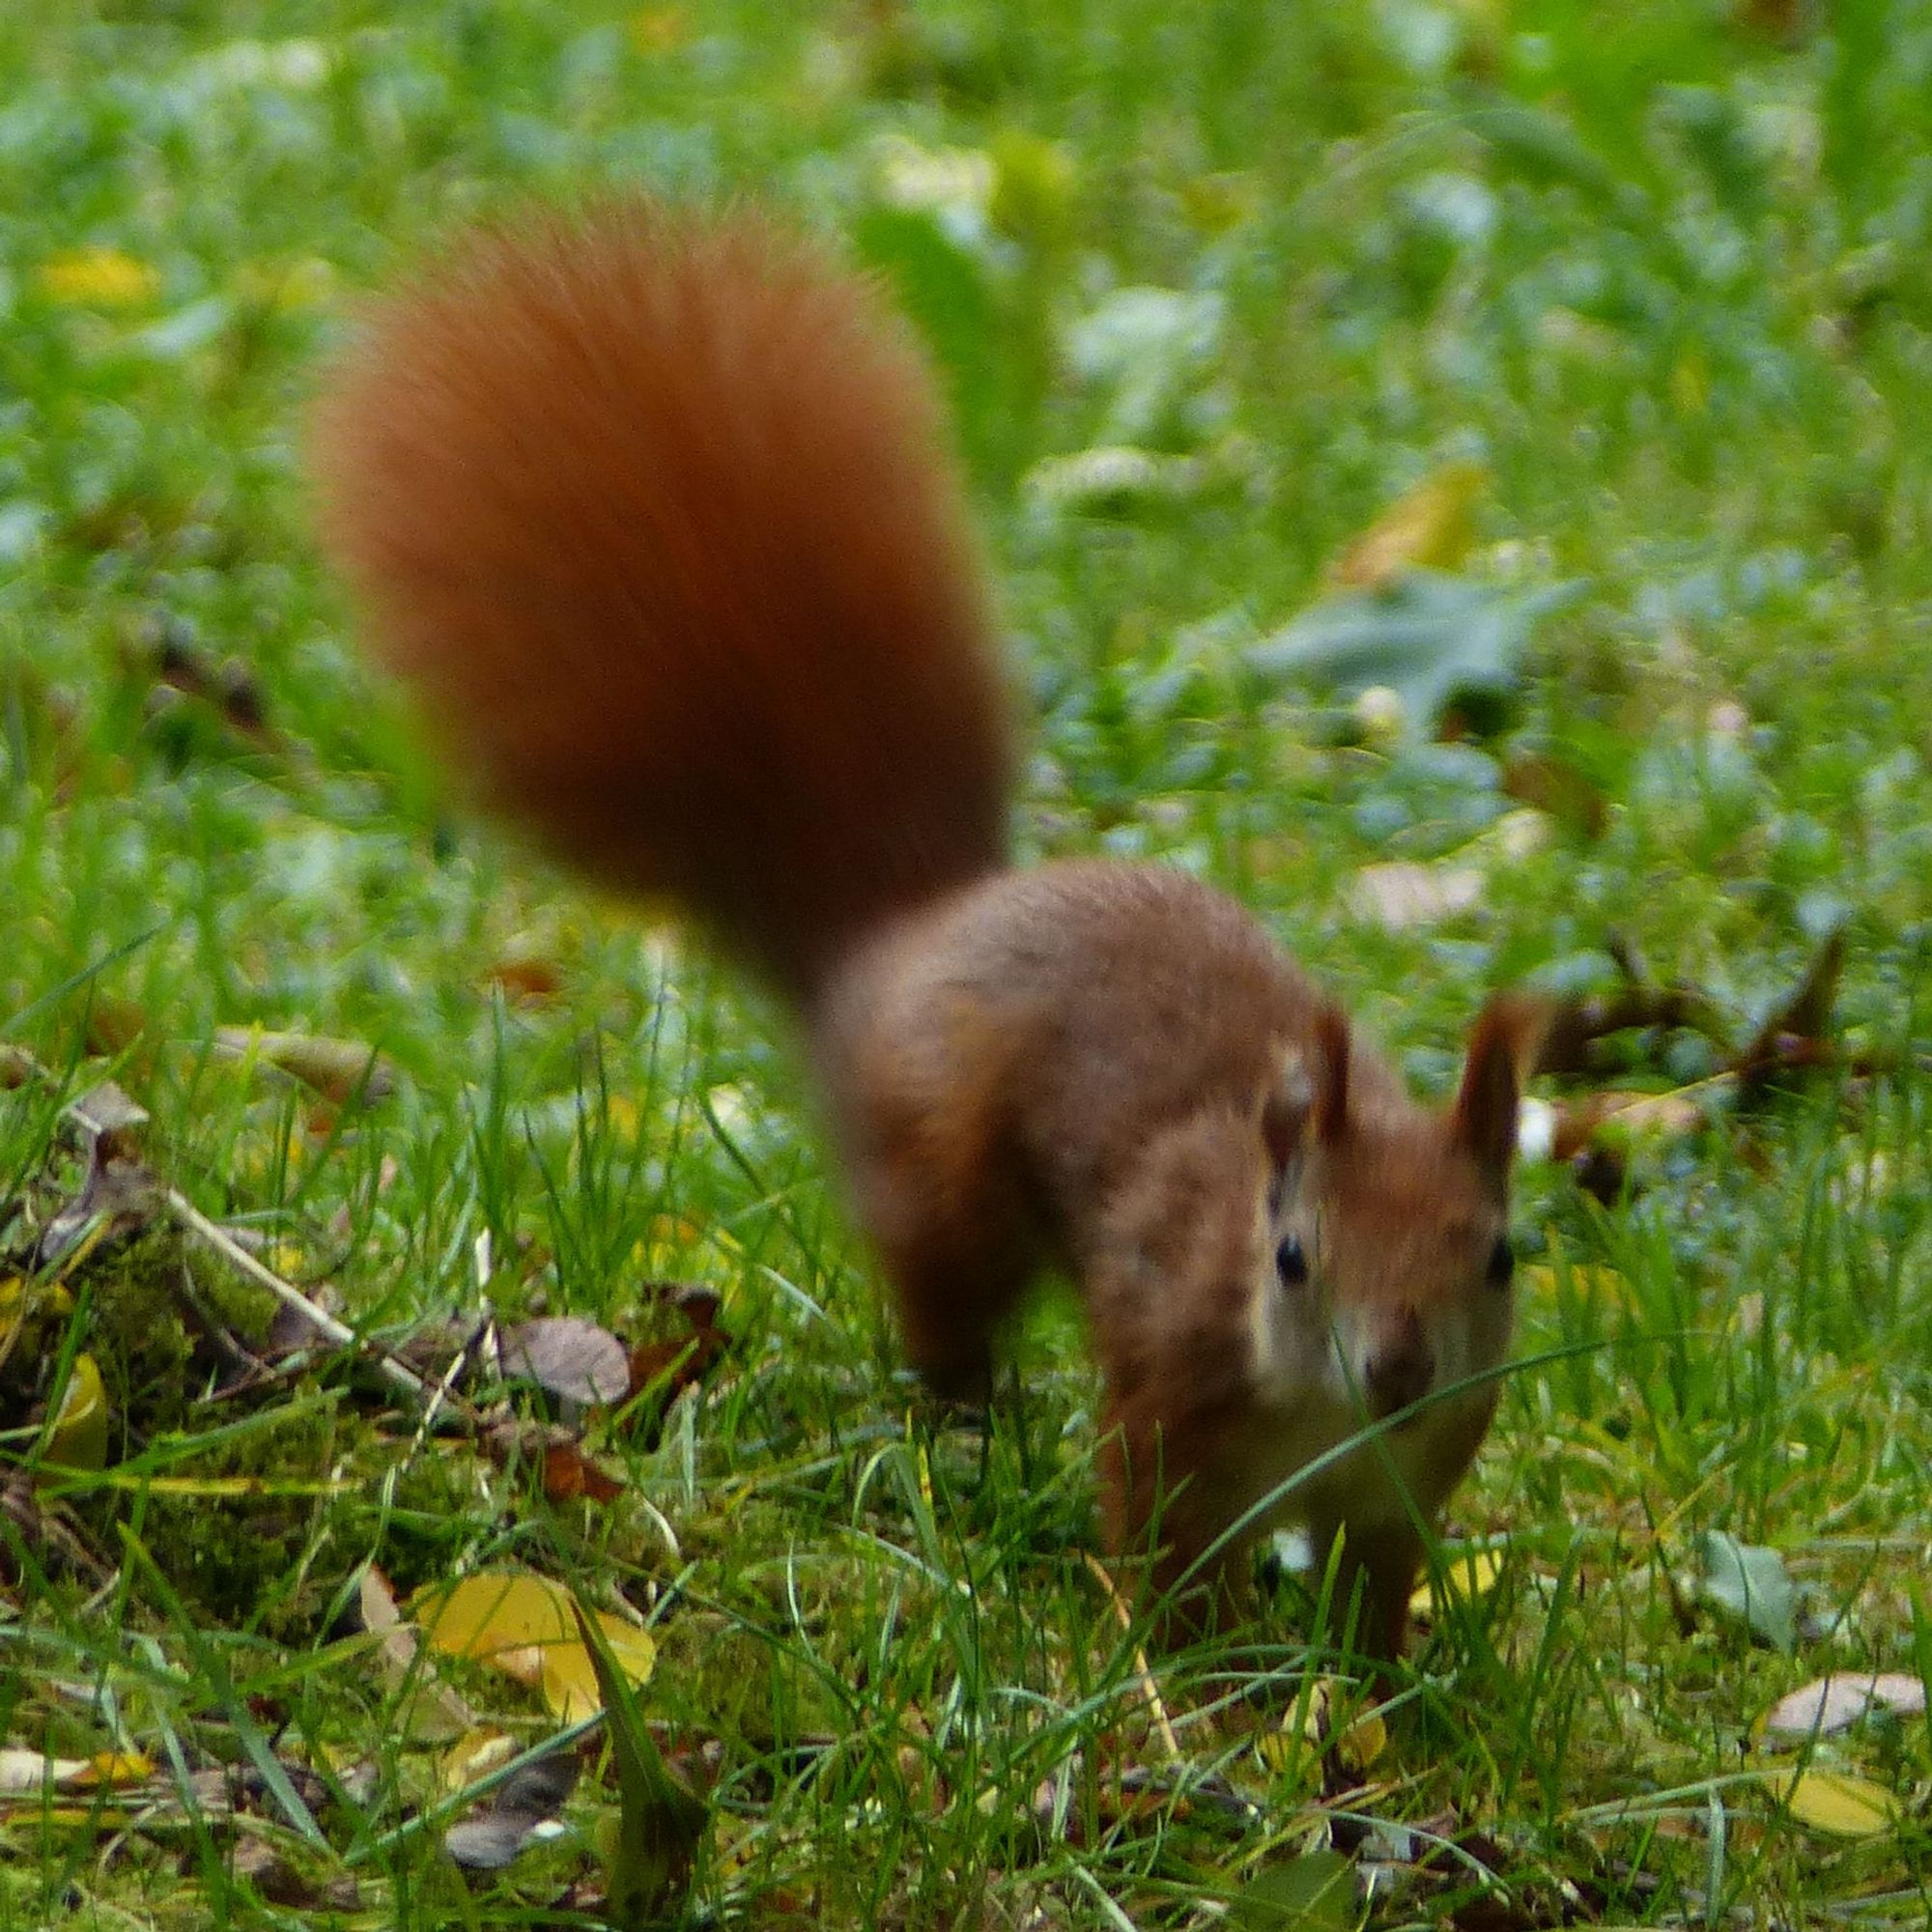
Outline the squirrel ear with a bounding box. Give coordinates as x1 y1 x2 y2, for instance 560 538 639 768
1311 1005 1350 1145
1259 1008 1350 1170
1258 1052 1314 1172
1451 993 1548 1186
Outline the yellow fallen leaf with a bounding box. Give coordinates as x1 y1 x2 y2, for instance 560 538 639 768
439 1728 518 1795
71 1751 154 1790
1257 1677 1385 1778
37 246 160 307
0 1747 150 1795
1408 1547 1505 1622
539 1616 659 1721
1335 1707 1386 1774
1329 460 1488 588
0 1276 72 1362
419 1573 572 1676
41 1353 109 1472
415 1571 656 1719
1770 1766 1898 1837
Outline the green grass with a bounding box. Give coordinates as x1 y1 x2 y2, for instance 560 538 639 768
6 0 1932 1924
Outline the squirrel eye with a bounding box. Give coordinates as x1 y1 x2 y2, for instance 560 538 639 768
1276 1235 1309 1288
1486 1235 1516 1288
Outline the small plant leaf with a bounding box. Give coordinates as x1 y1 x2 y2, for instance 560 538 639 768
1250 572 1580 734
573 1599 706 1930
1696 1531 1797 1652
1226 1850 1357 1931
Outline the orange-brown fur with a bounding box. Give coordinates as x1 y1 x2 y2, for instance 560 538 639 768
314 202 1011 1000
315 197 1541 1670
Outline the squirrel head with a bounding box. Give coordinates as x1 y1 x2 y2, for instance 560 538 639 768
1249 995 1546 1429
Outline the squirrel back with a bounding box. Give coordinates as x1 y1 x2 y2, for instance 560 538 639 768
314 198 1014 1000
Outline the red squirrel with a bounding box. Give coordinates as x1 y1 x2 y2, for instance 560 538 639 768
313 197 1541 1664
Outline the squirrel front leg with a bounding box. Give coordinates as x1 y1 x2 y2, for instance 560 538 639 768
1305 1512 1423 1668
1098 1402 1254 1644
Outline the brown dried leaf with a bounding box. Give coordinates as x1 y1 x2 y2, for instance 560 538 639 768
232 1835 361 1911
1500 751 1608 838
153 626 275 746
1761 1671 1927 1740
213 1026 396 1105
262 1283 344 1360
1736 930 1846 1101
1534 985 1727 1077
1735 0 1810 46
542 1439 626 1506
662 1282 722 1331
355 1564 476 1742
64 1080 149 1156
484 955 564 1003
83 996 149 1059
501 1316 631 1406
393 1316 487 1385
35 1143 161 1271
444 1749 580 1871
0 1043 46 1090
625 1283 731 1445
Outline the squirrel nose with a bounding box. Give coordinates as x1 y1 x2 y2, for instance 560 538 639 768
1362 1312 1434 1420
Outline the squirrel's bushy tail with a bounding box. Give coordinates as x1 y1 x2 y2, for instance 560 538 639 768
314 198 1013 1001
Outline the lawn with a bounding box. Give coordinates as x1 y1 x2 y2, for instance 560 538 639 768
5 2 1932 1925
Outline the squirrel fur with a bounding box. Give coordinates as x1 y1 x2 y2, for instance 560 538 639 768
314 197 1541 1664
